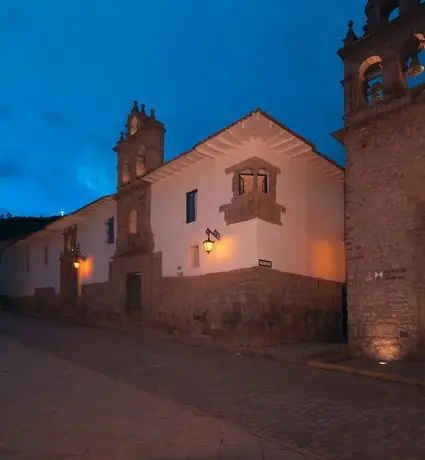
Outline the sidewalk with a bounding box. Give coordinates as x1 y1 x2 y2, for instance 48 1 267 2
141 328 348 364
145 328 425 388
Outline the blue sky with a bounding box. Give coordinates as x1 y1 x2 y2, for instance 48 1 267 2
0 0 365 216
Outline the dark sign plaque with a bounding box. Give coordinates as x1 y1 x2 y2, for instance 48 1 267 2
258 259 272 268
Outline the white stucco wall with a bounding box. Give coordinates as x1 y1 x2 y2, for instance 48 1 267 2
77 199 117 286
0 231 62 297
0 198 117 297
305 166 345 282
152 137 345 282
151 140 263 277
256 148 345 282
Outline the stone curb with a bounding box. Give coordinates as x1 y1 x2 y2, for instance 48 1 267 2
151 332 348 367
307 360 425 387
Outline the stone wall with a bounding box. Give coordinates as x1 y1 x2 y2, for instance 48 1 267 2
153 267 343 345
6 295 34 313
345 98 425 360
3 263 344 346
34 287 60 317
6 287 60 317
80 282 122 325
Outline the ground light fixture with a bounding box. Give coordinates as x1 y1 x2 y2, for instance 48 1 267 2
202 228 221 255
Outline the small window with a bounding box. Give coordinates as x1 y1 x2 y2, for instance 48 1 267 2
26 250 30 273
106 217 115 244
186 189 197 223
188 245 200 269
44 245 49 266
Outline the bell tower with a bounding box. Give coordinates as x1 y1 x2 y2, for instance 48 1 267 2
113 100 165 257
335 0 425 360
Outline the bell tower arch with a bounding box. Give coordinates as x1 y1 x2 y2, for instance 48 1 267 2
335 1 425 360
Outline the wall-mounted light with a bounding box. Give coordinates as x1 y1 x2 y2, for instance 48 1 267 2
72 243 86 269
202 228 220 255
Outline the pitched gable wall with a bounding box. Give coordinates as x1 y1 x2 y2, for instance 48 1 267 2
150 136 344 282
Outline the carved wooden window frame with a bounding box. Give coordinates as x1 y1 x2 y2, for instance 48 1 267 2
219 156 286 226
238 169 269 195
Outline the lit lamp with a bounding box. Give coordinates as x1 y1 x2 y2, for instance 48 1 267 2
72 243 85 269
202 228 220 255
203 236 214 254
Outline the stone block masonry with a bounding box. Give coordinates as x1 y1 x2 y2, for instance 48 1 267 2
345 100 425 360
154 267 343 345
5 264 344 346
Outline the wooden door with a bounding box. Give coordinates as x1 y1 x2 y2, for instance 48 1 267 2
126 272 142 315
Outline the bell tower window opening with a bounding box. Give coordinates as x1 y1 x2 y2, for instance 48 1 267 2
403 35 425 89
405 52 425 87
388 6 400 22
363 62 383 106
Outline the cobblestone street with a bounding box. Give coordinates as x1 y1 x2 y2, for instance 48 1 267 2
1 315 425 459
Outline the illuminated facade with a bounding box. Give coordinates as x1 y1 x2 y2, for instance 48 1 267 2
0 106 345 345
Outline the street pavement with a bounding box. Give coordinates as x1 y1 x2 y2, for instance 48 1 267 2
1 314 425 460
0 333 304 460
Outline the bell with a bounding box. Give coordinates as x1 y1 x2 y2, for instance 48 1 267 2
367 81 383 102
406 55 425 77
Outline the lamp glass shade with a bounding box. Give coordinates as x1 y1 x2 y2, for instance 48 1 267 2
73 260 80 269
202 238 214 254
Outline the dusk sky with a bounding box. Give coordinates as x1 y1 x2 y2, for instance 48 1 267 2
0 1 365 217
